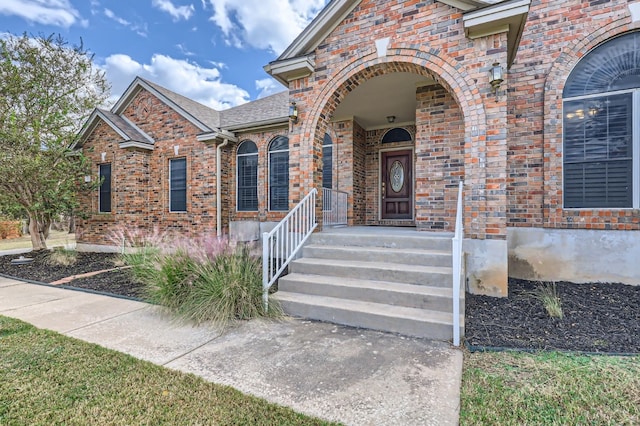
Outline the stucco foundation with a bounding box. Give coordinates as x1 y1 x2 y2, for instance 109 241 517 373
76 243 123 253
508 227 640 286
465 238 508 297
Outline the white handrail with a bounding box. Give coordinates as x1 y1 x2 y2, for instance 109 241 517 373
452 181 464 347
262 188 318 311
322 187 348 226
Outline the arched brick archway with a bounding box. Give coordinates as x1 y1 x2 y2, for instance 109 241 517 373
543 22 640 228
297 53 493 238
306 54 487 154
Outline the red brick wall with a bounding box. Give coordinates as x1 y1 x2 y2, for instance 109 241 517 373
287 0 508 239
78 0 639 247
353 121 367 225
415 84 464 231
333 120 354 224
77 89 220 245
226 127 290 224
509 0 640 230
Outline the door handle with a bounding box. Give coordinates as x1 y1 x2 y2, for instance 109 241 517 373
382 182 385 199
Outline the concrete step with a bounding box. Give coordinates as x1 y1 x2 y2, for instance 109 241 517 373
278 273 463 313
308 232 452 251
302 244 451 267
289 258 452 288
275 292 464 340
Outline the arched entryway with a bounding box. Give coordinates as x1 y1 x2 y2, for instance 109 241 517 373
306 62 471 231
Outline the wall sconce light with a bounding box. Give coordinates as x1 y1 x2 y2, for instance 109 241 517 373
288 102 298 123
386 115 396 123
489 62 504 93
101 152 106 162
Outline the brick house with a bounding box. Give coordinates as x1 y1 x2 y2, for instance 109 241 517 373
77 0 640 310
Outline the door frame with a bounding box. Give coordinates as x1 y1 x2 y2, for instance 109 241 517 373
378 146 415 222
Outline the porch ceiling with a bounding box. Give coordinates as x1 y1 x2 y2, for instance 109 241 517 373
331 72 435 130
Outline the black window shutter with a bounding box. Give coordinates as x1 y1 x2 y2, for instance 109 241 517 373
170 158 187 212
238 154 258 211
99 164 111 213
563 93 633 208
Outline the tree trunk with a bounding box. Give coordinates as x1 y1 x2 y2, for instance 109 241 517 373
28 213 48 251
42 216 51 240
68 215 75 234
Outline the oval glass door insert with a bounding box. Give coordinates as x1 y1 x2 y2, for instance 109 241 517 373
390 160 404 192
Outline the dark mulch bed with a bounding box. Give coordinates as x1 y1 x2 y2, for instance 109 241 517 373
69 269 145 299
2 251 639 353
466 278 640 354
0 251 145 300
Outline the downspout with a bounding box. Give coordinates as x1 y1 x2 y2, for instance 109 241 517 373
216 138 229 237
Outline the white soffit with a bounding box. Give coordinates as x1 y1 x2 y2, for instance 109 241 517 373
438 0 490 11
119 141 154 150
263 56 315 86
463 0 531 67
630 2 640 22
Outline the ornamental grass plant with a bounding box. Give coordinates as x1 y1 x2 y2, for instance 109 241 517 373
118 229 281 328
530 282 563 319
45 247 78 267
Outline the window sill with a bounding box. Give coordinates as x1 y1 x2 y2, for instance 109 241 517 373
563 207 638 211
90 213 115 222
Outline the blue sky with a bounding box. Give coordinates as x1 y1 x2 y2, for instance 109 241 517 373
0 0 328 109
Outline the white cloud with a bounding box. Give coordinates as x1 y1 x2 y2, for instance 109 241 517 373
104 8 130 26
176 43 195 56
152 0 194 21
90 0 100 15
0 0 85 28
100 53 249 110
103 8 148 37
206 0 327 54
256 78 285 98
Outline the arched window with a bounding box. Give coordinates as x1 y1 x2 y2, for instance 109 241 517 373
563 32 640 208
269 136 289 211
237 140 258 211
322 133 333 189
382 127 412 144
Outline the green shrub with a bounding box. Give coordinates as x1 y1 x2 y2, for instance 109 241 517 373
121 236 281 328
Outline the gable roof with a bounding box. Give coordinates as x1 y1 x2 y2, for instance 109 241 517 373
76 77 292 148
220 91 289 131
113 77 290 134
141 78 222 129
112 77 221 132
75 108 154 150
276 0 508 62
266 0 529 84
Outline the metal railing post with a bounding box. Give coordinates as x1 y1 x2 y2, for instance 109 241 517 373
452 181 464 347
262 189 318 312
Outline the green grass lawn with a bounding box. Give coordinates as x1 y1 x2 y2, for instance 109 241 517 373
0 230 75 252
0 316 337 426
460 350 640 425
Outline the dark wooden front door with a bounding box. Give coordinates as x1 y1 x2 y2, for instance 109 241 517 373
381 150 413 220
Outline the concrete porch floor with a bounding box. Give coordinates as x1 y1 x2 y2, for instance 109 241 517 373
320 225 453 238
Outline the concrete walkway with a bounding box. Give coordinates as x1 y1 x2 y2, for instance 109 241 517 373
0 276 463 425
